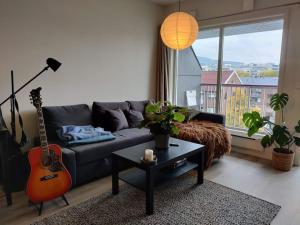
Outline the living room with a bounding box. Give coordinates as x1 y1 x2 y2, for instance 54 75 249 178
0 0 300 224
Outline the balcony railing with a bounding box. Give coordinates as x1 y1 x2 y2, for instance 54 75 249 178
200 83 278 130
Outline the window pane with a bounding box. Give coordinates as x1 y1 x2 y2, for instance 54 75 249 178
177 28 220 111
221 19 283 130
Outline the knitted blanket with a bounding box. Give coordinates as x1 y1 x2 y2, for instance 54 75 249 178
175 120 231 168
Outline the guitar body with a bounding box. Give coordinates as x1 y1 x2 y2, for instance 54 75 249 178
26 144 72 203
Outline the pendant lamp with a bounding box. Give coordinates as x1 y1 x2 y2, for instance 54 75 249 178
160 0 199 50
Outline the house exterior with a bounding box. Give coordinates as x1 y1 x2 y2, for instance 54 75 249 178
200 71 278 127
200 70 242 113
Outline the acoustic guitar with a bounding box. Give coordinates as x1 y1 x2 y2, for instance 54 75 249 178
26 87 72 210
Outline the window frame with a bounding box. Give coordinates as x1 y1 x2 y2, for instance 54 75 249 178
182 10 289 136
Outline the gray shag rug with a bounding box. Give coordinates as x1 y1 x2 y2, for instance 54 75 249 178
31 175 280 225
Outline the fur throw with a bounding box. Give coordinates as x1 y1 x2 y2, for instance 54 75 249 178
174 120 231 168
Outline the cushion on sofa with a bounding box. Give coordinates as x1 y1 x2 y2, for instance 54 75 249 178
42 104 92 141
92 101 130 130
69 128 153 165
127 100 149 114
124 109 144 128
106 109 129 131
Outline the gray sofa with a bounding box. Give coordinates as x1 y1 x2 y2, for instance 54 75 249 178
41 101 224 187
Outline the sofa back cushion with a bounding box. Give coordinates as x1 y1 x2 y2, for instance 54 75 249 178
42 104 92 141
106 109 129 131
127 100 150 114
92 101 130 130
124 109 144 128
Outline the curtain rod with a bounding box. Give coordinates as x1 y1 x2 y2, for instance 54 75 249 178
197 1 300 22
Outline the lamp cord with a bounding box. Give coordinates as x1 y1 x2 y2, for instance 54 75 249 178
178 0 181 12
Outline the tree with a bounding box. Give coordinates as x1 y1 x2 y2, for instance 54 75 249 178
259 70 279 77
236 70 250 77
225 87 250 128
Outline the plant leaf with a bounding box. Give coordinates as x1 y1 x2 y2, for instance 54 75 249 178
294 137 300 146
261 135 274 148
242 111 265 137
173 112 185 122
295 120 300 133
270 93 289 111
171 125 180 135
272 125 292 148
145 102 161 113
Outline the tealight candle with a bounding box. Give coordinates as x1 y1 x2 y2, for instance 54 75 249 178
144 149 154 161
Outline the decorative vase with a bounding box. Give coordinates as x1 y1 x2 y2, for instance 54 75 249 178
154 134 170 150
294 147 300 166
272 148 295 171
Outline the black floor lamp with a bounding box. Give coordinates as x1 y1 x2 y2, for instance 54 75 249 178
0 58 62 206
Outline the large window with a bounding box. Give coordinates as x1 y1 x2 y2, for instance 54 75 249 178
177 18 284 131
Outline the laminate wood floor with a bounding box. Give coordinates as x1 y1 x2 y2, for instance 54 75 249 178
1 152 300 225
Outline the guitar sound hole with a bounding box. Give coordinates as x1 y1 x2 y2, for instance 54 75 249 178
40 174 58 181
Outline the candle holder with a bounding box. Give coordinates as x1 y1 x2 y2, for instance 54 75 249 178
141 155 157 165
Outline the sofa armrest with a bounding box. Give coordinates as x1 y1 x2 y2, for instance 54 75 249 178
192 112 225 125
61 148 77 188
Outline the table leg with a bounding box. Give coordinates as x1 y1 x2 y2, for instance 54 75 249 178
112 155 119 195
5 192 12 206
197 150 204 185
146 168 154 215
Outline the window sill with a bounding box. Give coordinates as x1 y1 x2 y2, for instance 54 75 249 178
228 128 264 140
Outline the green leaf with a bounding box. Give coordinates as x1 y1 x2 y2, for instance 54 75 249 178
173 112 185 122
171 125 180 135
261 135 274 148
242 111 265 137
272 125 292 148
295 120 300 133
294 137 300 146
145 103 160 113
270 93 289 111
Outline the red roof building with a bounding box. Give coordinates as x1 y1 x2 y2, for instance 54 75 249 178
201 70 242 84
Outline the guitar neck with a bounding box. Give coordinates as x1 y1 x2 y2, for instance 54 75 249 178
36 107 49 153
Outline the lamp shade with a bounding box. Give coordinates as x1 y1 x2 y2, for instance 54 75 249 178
46 58 62 72
160 12 199 50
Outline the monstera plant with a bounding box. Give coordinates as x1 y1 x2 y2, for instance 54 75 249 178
243 93 300 171
141 101 187 150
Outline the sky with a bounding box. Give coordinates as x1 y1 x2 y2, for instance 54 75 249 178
192 30 283 65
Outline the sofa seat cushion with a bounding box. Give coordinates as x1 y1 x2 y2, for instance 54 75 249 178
69 128 153 165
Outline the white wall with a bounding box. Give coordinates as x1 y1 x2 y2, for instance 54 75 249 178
165 0 300 159
0 0 163 144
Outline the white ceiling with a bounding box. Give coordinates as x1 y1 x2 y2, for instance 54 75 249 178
149 0 181 6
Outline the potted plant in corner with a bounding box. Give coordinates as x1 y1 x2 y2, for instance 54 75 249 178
141 101 187 150
243 93 300 171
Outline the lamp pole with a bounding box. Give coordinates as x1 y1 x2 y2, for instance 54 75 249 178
0 66 49 107
0 58 61 206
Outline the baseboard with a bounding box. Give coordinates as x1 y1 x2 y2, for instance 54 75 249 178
232 145 272 160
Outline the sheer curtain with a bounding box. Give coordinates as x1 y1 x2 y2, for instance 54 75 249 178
156 29 177 104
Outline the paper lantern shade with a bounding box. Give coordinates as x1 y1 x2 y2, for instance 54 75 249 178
160 12 199 50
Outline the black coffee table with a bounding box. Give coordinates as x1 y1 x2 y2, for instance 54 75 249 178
111 137 205 215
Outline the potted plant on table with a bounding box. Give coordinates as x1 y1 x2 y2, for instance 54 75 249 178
141 102 187 150
243 93 300 171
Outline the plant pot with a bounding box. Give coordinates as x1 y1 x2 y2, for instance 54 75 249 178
154 134 170 150
272 148 295 171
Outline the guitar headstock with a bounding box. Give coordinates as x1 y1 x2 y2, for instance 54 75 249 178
30 87 43 109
